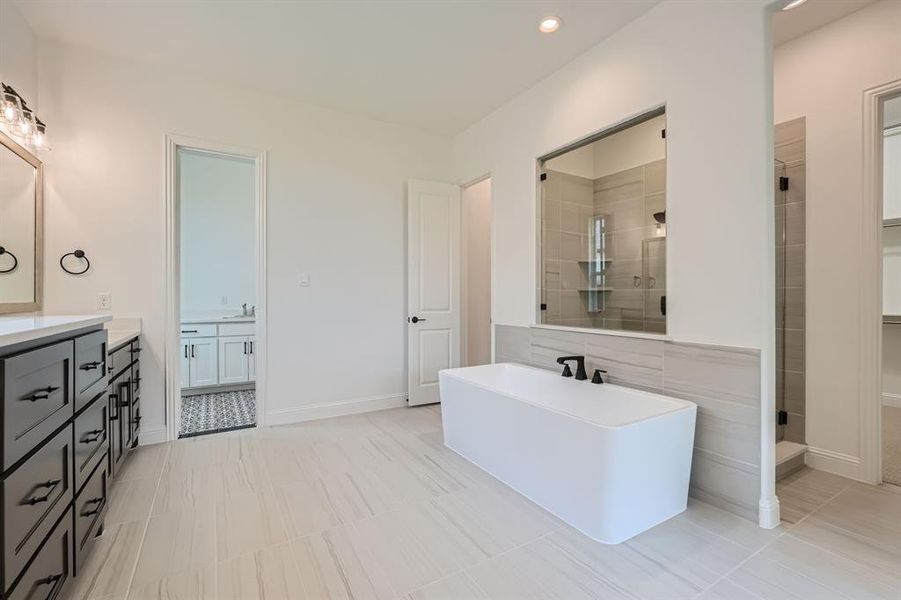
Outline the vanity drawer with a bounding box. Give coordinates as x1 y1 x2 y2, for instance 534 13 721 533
2 425 72 589
218 322 254 336
128 400 141 448
7 508 72 600
107 343 132 379
74 331 108 413
73 395 108 493
74 461 107 573
2 341 73 469
180 324 216 337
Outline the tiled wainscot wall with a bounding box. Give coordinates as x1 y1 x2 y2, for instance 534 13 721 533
495 324 761 521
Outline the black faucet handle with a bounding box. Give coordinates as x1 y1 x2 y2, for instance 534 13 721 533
561 364 573 377
591 369 607 384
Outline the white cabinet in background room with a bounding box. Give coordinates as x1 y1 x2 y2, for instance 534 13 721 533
183 336 219 387
180 340 191 388
218 335 256 384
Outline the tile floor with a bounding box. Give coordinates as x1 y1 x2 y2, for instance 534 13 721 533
71 406 901 600
179 389 256 437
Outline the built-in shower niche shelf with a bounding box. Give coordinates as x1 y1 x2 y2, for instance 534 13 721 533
577 259 613 265
578 288 614 292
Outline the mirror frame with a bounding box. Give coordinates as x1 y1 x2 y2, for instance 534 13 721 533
0 129 43 314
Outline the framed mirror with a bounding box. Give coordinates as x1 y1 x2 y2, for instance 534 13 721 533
0 129 42 313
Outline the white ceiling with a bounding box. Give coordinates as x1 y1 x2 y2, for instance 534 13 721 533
772 0 877 46
16 0 658 135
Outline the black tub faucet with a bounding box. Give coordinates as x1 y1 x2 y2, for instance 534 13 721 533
592 369 607 384
557 356 587 381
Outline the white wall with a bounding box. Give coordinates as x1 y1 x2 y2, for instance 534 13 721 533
179 149 256 316
0 1 38 112
592 113 666 179
454 0 772 349
463 178 491 366
774 0 901 475
38 41 453 435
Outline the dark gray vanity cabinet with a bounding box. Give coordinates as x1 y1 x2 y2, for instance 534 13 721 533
0 324 142 599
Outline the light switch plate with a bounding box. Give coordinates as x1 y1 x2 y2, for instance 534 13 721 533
97 292 112 310
299 271 310 287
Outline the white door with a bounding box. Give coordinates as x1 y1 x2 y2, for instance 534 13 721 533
407 180 461 406
219 336 249 384
248 335 256 382
180 339 191 389
189 337 219 387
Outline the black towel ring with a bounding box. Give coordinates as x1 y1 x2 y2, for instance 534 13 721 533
60 249 90 275
0 247 18 274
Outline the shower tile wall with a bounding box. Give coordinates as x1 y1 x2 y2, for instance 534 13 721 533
594 159 666 333
775 118 806 444
542 170 596 328
542 160 667 332
495 324 761 521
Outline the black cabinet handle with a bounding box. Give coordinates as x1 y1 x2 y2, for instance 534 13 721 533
243 341 248 354
80 497 105 517
131 347 142 354
181 329 198 334
80 429 104 444
410 316 426 323
35 573 63 600
80 360 103 371
191 345 195 358
109 393 119 420
22 479 61 505
21 386 60 402
184 345 188 358
249 341 253 354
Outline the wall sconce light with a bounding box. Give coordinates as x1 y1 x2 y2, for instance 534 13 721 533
0 83 49 151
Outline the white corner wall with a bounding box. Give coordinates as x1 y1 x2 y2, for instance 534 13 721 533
37 41 453 435
774 0 901 479
0 1 38 111
453 0 772 350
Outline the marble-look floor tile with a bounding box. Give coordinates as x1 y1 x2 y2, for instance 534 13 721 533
217 543 304 600
68 520 145 600
215 490 288 561
272 477 343 539
152 464 221 516
679 499 784 552
127 565 217 600
776 466 854 524
105 477 158 525
117 443 169 482
696 578 764 600
728 534 900 599
291 525 396 600
407 571 489 600
131 508 216 589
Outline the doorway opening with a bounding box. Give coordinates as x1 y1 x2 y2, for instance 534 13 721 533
881 94 901 486
462 176 492 367
165 136 267 440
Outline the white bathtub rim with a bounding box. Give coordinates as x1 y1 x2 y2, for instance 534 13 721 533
439 362 697 431
442 439 688 545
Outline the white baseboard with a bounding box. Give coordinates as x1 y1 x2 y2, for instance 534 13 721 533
264 393 407 427
883 393 901 408
138 426 168 446
758 496 781 529
805 445 863 480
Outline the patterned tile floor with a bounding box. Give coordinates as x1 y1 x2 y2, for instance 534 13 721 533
69 406 901 600
180 389 256 437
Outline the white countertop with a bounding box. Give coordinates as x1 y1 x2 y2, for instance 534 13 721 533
181 316 256 324
0 314 112 348
108 329 141 351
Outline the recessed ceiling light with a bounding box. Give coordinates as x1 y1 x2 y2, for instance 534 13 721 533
782 0 808 10
539 16 562 33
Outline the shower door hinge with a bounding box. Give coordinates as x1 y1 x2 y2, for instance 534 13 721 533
777 410 788 426
539 173 547 182
661 128 666 139
540 303 547 311
779 176 789 191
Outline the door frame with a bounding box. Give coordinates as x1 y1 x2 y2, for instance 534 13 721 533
460 174 493 367
164 134 268 441
861 79 901 483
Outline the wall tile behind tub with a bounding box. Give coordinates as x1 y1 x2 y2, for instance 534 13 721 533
493 325 762 522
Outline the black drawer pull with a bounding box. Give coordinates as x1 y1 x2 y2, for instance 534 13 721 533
23 479 61 505
80 360 103 371
181 329 198 334
80 429 104 444
109 393 119 419
131 347 142 354
36 573 63 600
80 496 105 517
21 386 60 402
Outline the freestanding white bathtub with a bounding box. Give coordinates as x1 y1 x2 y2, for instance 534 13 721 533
439 362 697 544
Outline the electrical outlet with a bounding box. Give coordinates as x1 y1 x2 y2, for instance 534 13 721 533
97 292 112 311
